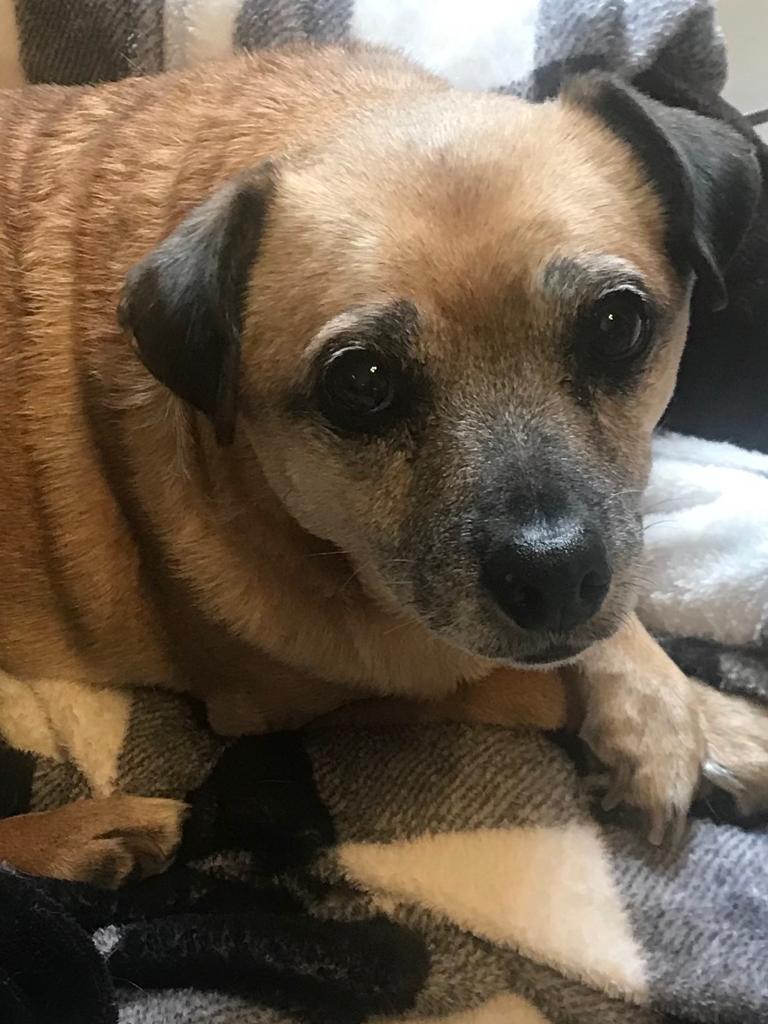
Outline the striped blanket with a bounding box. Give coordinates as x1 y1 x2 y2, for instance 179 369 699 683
1 3 768 1024
1 0 725 97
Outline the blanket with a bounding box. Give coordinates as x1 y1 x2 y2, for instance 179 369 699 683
2 0 726 98
1 2 768 1023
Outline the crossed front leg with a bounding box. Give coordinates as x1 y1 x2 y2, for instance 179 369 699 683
570 613 706 843
570 613 768 840
312 612 768 842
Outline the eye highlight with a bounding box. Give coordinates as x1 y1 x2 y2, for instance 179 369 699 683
317 344 403 433
581 288 654 362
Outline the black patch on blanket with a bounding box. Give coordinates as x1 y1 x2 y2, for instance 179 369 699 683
0 731 429 1024
0 870 116 1024
109 910 429 1024
176 732 427 1021
0 742 35 819
179 732 336 869
660 636 768 705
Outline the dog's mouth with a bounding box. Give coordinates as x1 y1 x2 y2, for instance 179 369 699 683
514 642 589 667
362 542 629 668
477 603 624 667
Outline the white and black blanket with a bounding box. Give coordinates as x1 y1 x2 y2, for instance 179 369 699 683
1 0 727 99
1 4 768 1024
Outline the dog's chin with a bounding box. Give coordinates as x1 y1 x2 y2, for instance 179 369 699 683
415 615 610 669
450 619 620 669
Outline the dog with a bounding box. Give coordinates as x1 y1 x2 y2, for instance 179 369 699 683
1 43 767 884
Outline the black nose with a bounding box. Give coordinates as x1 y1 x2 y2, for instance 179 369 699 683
481 520 611 633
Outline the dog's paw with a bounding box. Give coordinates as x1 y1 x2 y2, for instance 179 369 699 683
0 796 188 888
73 796 189 887
580 680 705 845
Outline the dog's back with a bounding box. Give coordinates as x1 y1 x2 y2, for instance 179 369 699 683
0 47 443 687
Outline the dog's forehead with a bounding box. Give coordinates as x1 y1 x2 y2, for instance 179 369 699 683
291 94 664 298
250 91 672 382
407 112 664 305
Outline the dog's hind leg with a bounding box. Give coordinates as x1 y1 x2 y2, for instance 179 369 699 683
0 795 188 887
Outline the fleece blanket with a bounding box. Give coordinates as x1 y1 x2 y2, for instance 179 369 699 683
1 3 767 1024
1 0 726 97
3 435 768 1024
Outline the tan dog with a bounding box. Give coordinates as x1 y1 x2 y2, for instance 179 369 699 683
0 44 767 884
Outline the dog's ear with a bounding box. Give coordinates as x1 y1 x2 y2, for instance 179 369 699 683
564 74 762 311
118 163 277 445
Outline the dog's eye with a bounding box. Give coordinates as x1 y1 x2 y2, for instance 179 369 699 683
585 289 653 360
320 346 398 423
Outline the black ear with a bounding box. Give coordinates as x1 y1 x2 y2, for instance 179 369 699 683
564 74 762 311
118 163 276 444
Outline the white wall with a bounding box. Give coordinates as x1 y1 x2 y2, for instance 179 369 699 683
718 0 768 139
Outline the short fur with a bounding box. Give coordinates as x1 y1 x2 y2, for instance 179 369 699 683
0 44 767 881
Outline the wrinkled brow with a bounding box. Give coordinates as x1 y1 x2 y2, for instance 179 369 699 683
301 299 419 365
540 254 653 305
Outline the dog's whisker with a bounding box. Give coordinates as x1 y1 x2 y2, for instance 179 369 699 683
381 617 420 638
642 518 678 534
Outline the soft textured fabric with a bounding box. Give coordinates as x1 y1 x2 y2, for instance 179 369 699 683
1 0 726 98
643 433 768 707
2 711 768 1024
642 434 768 650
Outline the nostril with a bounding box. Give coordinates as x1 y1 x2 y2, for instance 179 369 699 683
503 577 547 625
579 569 609 605
486 525 611 633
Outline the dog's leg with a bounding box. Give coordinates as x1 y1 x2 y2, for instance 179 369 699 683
307 666 567 731
310 621 768 838
571 613 707 843
0 795 187 887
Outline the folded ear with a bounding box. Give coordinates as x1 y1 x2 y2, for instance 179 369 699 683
563 74 762 311
118 163 277 444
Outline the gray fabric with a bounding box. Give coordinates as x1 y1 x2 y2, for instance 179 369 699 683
80 714 762 1023
234 0 352 50
14 0 162 85
307 724 585 839
120 991 293 1023
117 688 221 798
606 820 768 1021
9 0 727 100
30 752 89 810
532 0 725 94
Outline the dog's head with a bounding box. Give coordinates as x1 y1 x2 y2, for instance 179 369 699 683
120 73 760 667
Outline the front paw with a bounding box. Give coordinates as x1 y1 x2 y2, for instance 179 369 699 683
580 690 705 845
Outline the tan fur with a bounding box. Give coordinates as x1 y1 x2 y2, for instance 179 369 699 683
0 46 668 698
0 45 765 881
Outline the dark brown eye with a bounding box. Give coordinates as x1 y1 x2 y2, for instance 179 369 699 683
320 346 398 425
586 289 653 360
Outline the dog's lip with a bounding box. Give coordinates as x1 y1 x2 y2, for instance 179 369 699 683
514 643 588 667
